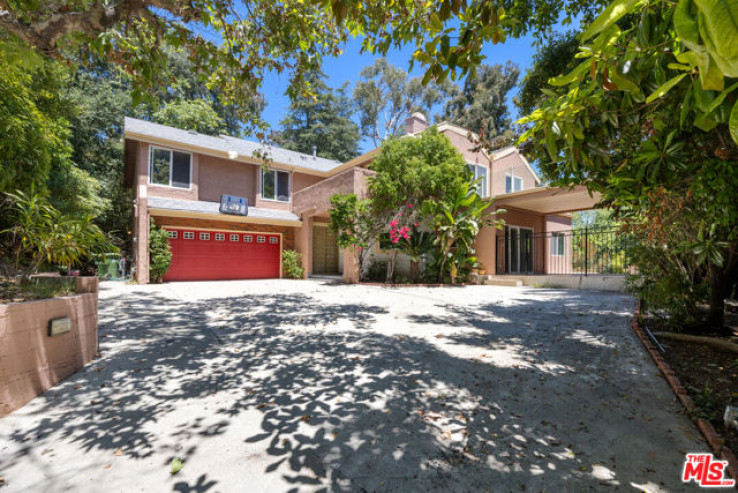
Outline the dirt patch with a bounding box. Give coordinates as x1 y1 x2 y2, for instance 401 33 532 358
0 278 76 304
658 335 738 454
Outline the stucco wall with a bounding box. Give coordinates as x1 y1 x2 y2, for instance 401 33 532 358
490 152 537 196
0 279 99 417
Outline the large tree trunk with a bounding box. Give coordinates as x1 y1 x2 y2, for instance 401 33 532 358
410 259 420 283
706 263 728 329
386 250 398 283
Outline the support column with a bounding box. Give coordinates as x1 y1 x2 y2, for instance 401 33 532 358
295 214 313 278
134 198 150 284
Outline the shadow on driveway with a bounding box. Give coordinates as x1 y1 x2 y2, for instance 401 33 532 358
0 283 707 492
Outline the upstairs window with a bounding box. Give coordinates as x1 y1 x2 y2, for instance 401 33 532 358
505 174 523 194
261 169 290 201
149 147 191 189
468 164 489 198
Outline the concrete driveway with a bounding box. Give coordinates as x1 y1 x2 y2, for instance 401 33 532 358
0 280 710 492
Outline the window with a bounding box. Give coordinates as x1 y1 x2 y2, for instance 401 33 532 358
468 164 489 198
257 235 266 243
261 169 290 201
149 147 191 188
167 231 178 239
505 174 524 194
215 233 225 241
269 236 278 244
551 233 566 256
183 232 195 240
199 233 210 240
244 235 253 243
230 234 240 242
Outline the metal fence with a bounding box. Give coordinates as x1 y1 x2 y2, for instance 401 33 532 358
495 227 635 276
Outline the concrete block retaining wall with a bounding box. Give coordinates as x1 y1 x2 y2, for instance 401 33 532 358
0 277 99 417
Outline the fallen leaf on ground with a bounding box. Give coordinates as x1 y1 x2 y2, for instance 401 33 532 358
41 448 53 456
301 415 311 422
170 458 184 475
114 449 123 456
103 464 111 470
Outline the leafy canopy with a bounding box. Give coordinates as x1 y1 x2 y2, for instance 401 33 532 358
444 62 520 140
278 71 360 162
367 127 471 220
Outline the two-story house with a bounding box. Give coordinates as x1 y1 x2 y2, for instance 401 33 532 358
124 114 597 284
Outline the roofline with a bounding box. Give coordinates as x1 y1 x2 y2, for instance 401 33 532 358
325 148 380 176
125 130 335 178
148 207 302 227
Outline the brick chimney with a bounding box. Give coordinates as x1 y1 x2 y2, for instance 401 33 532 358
405 112 428 135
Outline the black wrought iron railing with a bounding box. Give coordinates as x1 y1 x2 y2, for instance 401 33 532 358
495 227 635 276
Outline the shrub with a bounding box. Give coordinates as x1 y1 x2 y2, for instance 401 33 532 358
367 260 388 282
3 190 117 279
282 249 304 279
149 220 172 283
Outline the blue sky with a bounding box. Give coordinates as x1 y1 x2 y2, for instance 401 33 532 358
257 34 543 153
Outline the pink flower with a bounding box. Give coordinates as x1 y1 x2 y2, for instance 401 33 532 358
398 212 403 216
392 238 399 243
414 222 418 226
390 220 398 227
408 204 413 208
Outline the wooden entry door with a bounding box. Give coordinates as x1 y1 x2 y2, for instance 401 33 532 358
312 225 339 275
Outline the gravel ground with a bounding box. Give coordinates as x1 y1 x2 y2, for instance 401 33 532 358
0 280 714 492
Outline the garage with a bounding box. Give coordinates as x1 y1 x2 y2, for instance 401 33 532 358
163 228 281 281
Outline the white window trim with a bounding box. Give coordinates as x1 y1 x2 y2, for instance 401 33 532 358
551 233 566 257
149 146 193 190
244 235 253 243
230 234 240 242
200 233 210 240
215 233 225 241
505 173 524 193
260 168 292 202
468 163 489 198
257 235 266 243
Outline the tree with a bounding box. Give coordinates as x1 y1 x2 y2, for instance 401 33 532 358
368 128 470 218
152 99 226 136
278 71 360 162
515 32 581 116
353 59 457 146
518 0 738 329
329 194 383 281
423 180 496 283
443 62 520 139
0 51 71 200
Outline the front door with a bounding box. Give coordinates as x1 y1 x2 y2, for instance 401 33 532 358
312 225 339 275
506 226 534 274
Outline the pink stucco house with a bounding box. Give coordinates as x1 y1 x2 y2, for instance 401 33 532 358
124 114 597 284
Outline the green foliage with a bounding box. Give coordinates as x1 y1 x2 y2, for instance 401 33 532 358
368 128 470 219
518 0 738 328
423 181 497 283
516 32 581 116
329 194 382 278
443 63 520 140
152 99 226 136
149 221 172 284
0 51 72 199
282 250 305 279
3 191 117 278
278 71 360 162
353 59 457 145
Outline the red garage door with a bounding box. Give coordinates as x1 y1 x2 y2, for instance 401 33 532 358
163 228 281 282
